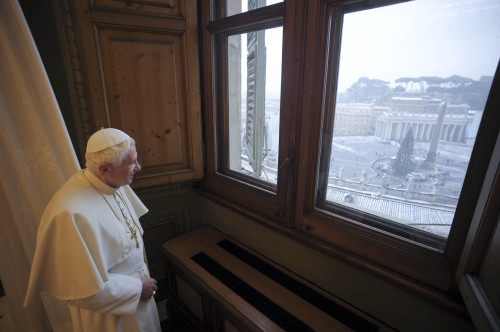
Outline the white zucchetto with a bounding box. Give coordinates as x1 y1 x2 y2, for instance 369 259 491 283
86 128 131 153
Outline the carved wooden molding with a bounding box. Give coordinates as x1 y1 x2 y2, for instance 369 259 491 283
140 205 191 233
106 0 174 9
55 0 93 144
135 182 189 198
91 0 179 17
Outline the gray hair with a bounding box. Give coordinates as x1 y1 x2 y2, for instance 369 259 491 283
85 137 135 174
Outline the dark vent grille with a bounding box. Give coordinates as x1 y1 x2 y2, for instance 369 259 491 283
191 252 313 332
217 239 378 332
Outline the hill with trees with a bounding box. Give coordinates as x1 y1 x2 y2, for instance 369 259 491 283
338 75 493 110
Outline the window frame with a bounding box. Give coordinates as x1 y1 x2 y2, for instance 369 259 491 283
201 2 298 224
215 25 283 193
314 4 449 250
294 0 500 297
455 106 500 330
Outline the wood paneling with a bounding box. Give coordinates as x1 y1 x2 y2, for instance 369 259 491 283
92 0 182 17
62 0 202 187
176 275 203 322
98 28 190 170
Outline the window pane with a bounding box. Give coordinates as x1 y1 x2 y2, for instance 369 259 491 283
227 27 282 185
321 0 500 245
221 0 284 18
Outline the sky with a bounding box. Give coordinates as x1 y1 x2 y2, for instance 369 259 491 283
237 0 500 97
337 0 500 92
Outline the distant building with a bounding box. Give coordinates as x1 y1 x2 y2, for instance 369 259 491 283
374 97 471 143
334 103 374 135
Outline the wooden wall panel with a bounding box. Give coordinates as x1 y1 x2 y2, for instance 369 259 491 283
62 0 203 187
97 27 191 177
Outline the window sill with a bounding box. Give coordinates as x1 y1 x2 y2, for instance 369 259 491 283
198 188 471 319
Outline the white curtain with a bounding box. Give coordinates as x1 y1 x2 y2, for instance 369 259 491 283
0 0 80 331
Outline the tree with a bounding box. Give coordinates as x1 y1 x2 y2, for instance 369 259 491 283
391 128 416 177
394 75 493 110
343 77 391 103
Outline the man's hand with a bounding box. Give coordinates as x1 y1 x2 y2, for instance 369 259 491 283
140 278 157 301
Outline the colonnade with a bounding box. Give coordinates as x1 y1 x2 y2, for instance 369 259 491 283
375 118 467 143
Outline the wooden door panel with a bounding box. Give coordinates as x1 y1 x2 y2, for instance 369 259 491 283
65 0 202 187
98 28 190 177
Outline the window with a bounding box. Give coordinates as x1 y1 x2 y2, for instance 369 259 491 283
316 0 500 251
227 27 283 186
299 0 500 293
202 0 500 300
202 1 294 223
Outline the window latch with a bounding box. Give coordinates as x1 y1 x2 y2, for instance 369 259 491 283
279 147 295 169
279 157 291 169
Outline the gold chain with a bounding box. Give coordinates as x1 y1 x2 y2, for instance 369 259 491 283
84 173 140 248
114 192 142 249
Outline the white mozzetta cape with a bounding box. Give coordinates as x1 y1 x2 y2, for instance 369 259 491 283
24 169 160 332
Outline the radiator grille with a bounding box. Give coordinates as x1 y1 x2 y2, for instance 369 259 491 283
192 252 314 332
217 239 378 332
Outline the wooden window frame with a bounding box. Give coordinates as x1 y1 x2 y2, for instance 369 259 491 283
455 68 500 331
201 1 300 225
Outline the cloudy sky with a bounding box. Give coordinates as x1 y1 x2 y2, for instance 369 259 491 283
337 0 500 92
238 0 500 97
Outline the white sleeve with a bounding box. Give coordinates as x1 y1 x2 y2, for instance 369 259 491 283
67 273 142 315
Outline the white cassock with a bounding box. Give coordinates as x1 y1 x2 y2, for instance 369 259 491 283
24 169 161 332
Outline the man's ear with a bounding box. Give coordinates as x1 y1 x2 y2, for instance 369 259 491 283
98 163 110 175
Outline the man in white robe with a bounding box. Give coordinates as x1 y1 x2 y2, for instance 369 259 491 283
24 128 161 332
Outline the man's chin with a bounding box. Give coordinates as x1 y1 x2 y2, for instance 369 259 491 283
119 178 133 187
